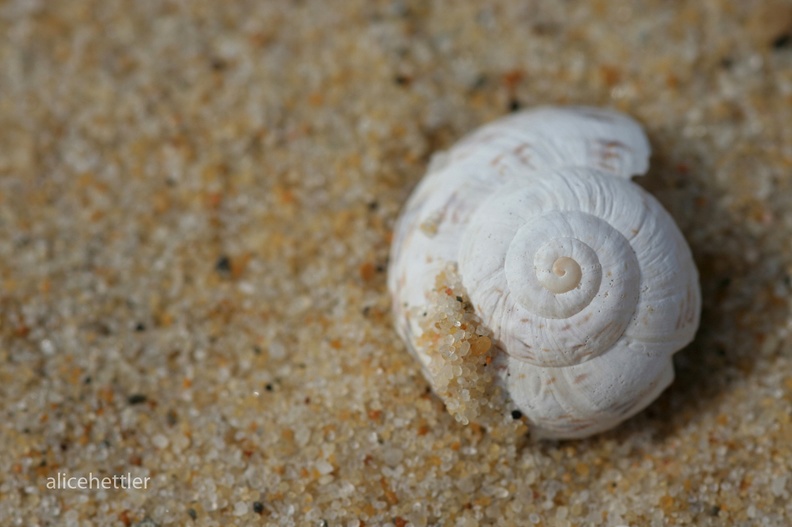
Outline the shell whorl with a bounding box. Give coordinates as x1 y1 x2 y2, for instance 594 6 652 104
459 168 647 368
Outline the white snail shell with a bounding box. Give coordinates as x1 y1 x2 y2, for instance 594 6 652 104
388 106 701 439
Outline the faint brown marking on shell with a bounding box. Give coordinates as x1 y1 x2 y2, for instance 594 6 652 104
490 152 506 167
600 139 626 150
513 143 535 168
490 152 512 177
675 284 697 330
597 139 627 173
573 373 589 384
441 191 467 223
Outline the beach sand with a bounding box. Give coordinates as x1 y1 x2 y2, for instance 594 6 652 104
1 1 791 525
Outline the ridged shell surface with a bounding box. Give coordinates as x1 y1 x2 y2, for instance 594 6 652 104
388 106 701 439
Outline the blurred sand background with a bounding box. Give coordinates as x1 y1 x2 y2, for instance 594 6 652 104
1 1 791 525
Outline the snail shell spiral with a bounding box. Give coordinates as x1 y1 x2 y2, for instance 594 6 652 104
388 106 701 439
